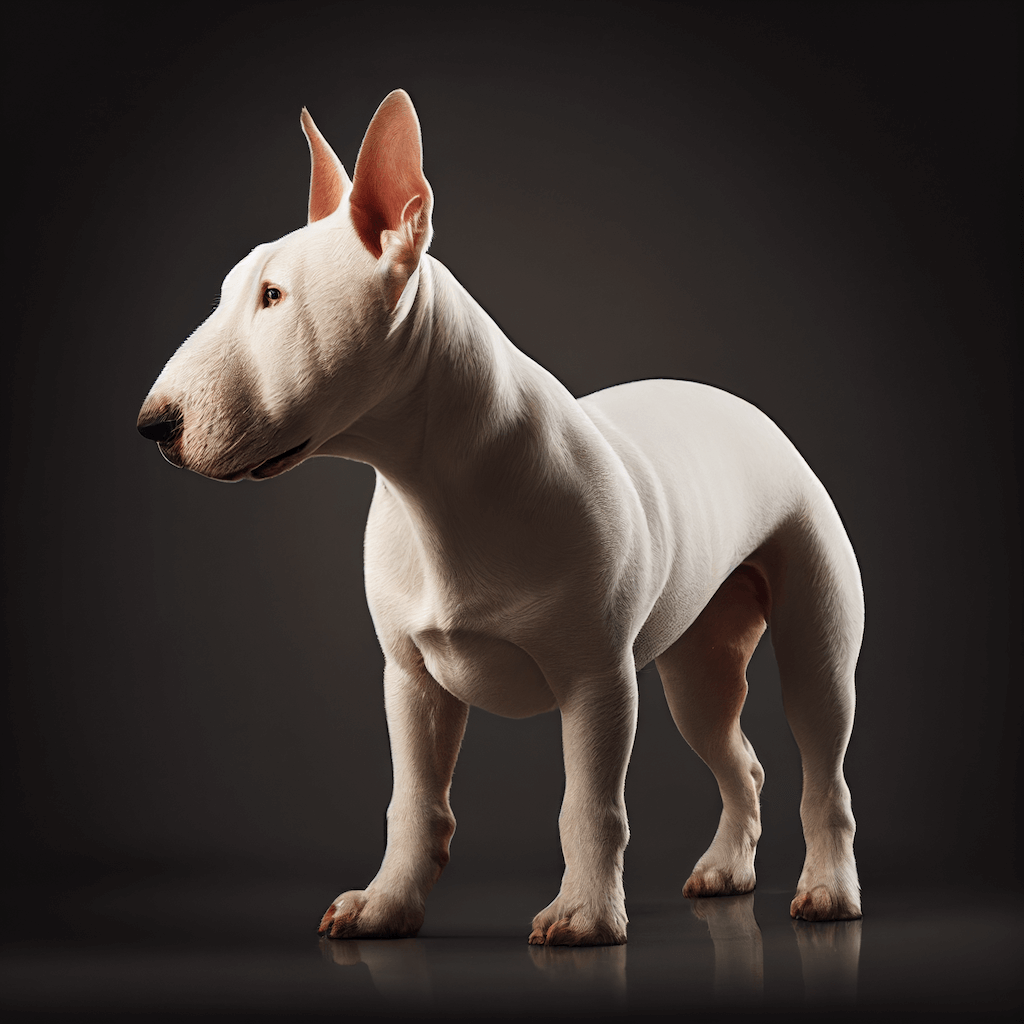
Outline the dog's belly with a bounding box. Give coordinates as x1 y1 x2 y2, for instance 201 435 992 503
413 627 557 718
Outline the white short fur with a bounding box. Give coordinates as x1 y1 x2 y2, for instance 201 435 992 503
138 90 862 945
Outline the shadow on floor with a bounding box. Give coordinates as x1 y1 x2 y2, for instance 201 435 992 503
1 865 1020 1020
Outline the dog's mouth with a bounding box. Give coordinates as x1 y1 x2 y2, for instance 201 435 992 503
166 436 313 482
248 438 311 479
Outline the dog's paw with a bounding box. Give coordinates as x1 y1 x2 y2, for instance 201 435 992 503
528 900 627 946
317 889 424 939
790 885 861 922
683 865 755 899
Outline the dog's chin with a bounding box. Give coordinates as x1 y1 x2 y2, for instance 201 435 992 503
247 438 311 480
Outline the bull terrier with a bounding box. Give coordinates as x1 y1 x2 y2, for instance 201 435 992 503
138 90 863 945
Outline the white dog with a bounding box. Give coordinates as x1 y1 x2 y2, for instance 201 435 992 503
138 90 862 945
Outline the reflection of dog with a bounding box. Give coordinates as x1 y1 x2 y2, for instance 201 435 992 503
138 90 862 945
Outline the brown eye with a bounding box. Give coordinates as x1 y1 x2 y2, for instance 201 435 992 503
262 286 283 308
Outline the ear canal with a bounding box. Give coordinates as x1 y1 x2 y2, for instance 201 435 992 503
300 107 352 224
349 90 433 260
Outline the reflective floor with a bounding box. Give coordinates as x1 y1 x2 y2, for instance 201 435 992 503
2 866 1020 1020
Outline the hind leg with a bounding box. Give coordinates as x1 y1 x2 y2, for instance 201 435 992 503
768 518 863 921
657 565 768 897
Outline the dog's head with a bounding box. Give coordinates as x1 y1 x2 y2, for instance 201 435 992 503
137 90 433 480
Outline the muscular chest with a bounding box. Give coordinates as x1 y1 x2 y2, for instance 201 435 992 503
363 486 566 716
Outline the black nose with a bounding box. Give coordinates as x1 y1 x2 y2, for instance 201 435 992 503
137 406 183 443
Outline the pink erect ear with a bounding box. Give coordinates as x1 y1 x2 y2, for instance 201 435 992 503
300 108 352 224
349 90 433 269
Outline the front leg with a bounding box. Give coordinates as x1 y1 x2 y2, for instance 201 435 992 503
529 669 638 946
319 658 468 938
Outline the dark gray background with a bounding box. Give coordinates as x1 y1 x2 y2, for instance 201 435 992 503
3 0 1019 929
